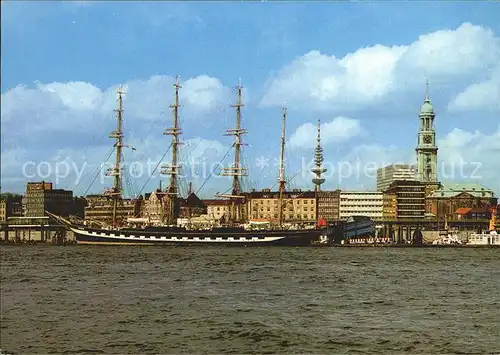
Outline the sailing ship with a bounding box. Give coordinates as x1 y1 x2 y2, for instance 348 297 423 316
48 77 335 246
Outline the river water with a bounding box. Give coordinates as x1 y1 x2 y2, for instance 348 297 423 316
1 246 499 354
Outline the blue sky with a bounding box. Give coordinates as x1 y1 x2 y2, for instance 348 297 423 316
1 1 500 198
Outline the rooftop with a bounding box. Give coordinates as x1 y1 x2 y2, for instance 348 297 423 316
428 183 496 198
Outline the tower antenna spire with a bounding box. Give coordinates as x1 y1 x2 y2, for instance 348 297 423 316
424 78 430 103
311 119 326 192
161 75 183 225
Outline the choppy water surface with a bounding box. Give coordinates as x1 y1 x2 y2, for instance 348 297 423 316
1 246 499 354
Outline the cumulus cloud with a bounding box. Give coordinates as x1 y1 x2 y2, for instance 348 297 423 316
437 126 500 194
1 75 230 129
448 65 500 112
288 116 362 149
0 75 234 195
261 23 500 112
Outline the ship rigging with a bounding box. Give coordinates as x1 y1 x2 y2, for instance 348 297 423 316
47 76 335 246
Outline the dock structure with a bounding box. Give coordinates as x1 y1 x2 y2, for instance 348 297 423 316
0 217 71 244
375 218 491 243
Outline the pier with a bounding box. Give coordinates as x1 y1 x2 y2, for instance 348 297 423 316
0 217 72 244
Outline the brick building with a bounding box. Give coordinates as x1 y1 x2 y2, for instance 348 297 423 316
426 183 497 220
317 190 341 222
84 194 141 226
25 181 73 217
0 194 23 222
246 189 316 223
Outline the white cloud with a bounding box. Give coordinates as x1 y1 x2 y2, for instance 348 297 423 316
1 75 230 130
0 75 234 194
448 65 500 112
288 116 362 149
438 127 500 160
182 75 231 115
438 127 500 195
261 23 500 111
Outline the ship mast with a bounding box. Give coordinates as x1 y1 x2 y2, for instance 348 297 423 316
218 78 248 223
161 76 183 225
278 104 287 226
106 87 125 227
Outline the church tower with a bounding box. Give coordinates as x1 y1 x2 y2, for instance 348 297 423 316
416 80 438 184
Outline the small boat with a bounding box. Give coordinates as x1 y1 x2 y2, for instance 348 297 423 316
466 230 500 246
432 233 463 245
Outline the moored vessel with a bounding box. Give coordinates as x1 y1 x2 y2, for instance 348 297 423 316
466 231 500 246
49 78 334 246
467 207 500 246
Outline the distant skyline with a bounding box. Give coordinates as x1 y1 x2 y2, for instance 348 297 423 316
1 1 499 198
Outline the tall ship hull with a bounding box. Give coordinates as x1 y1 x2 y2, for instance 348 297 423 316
69 225 332 246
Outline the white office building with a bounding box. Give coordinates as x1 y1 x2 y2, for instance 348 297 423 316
339 191 384 221
376 164 416 192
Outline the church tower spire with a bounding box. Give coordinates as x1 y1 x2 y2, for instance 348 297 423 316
415 79 438 183
312 119 327 192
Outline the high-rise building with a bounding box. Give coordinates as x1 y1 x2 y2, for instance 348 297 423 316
382 192 397 220
25 181 73 217
317 190 341 222
385 180 426 219
415 80 438 184
339 191 383 221
376 164 416 192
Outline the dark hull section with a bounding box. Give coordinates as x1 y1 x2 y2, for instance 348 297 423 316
342 216 375 239
71 226 331 247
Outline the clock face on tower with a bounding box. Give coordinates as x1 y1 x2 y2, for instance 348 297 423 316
423 135 432 144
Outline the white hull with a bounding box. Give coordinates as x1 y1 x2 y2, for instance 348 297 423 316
467 231 500 246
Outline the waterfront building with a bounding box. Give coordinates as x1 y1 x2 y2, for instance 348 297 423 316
0 195 23 222
415 80 439 185
25 181 73 217
84 194 140 226
143 190 168 223
339 191 383 221
317 190 341 222
426 183 497 220
202 199 232 222
179 192 207 219
382 192 397 219
454 207 493 220
376 164 416 192
246 189 316 223
72 197 87 219
385 180 426 219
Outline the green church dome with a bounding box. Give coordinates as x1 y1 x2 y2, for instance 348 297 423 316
420 79 434 115
420 101 434 115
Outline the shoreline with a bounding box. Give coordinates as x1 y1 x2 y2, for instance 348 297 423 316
1 241 499 248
